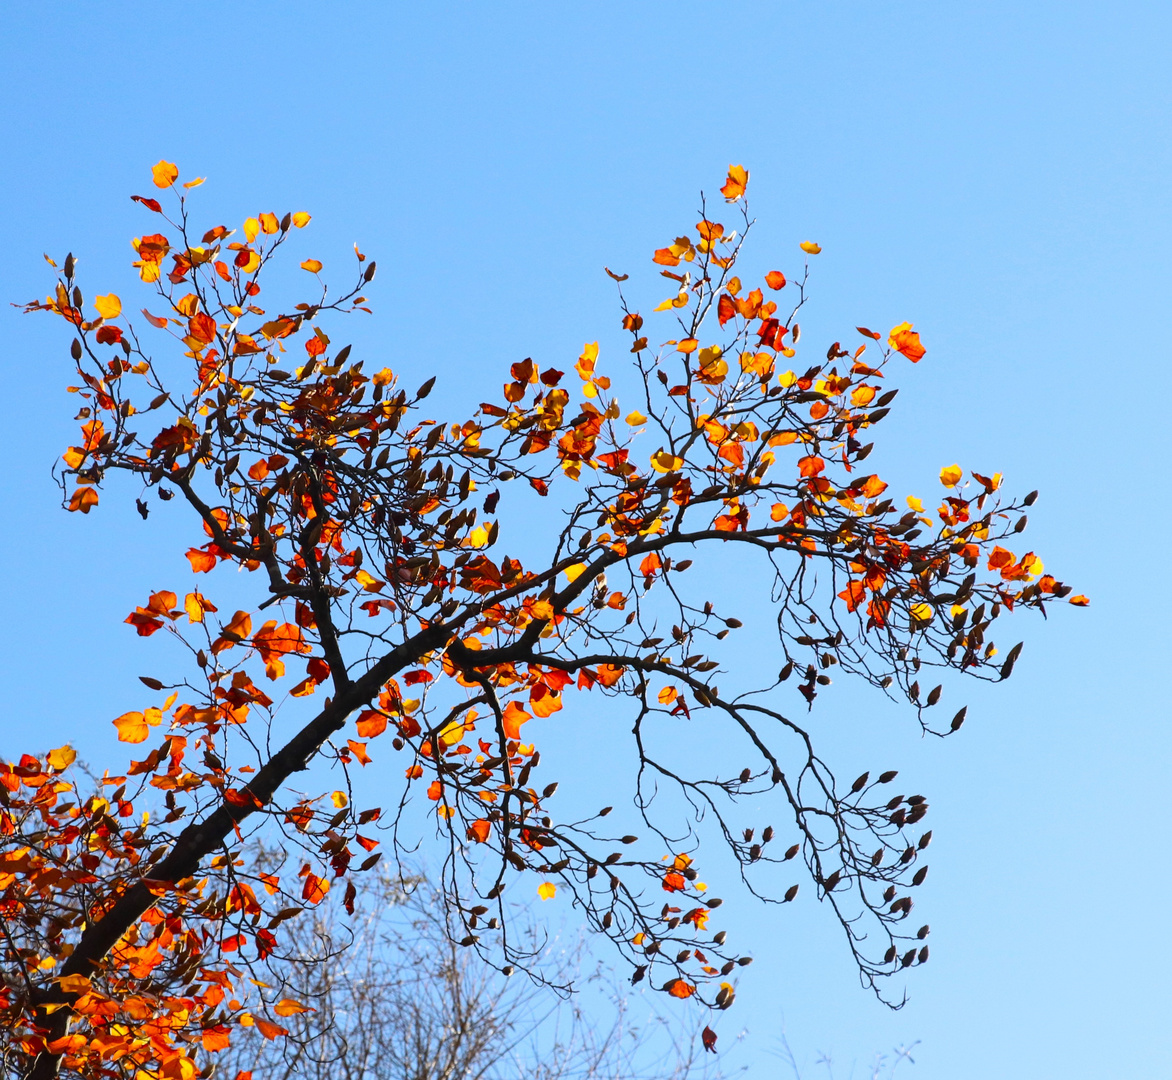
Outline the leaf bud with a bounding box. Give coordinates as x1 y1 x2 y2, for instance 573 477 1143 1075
1023 490 1038 506
783 884 799 902
363 260 377 282
783 843 799 861
713 930 727 945
878 770 898 783
851 772 869 793
621 835 638 844
917 924 931 939
71 338 82 360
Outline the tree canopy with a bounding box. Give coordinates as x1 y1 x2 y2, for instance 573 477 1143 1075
3 162 1084 1080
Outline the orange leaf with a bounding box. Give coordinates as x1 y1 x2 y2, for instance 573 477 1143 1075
113 712 150 743
720 165 748 202
888 322 926 362
501 701 531 741
467 819 491 843
1069 594 1090 606
355 710 388 738
301 873 329 904
68 486 99 513
151 160 179 189
764 270 786 290
186 547 217 573
274 998 312 1017
254 1019 289 1040
798 455 825 478
667 979 696 999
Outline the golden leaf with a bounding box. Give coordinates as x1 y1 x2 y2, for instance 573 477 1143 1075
151 161 179 189
939 464 962 488
94 294 121 320
537 882 556 901
46 745 77 770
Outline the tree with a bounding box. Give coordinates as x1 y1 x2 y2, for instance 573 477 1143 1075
209 855 729 1080
3 161 1084 1080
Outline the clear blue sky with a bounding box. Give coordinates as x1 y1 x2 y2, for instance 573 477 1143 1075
2 3 1169 1077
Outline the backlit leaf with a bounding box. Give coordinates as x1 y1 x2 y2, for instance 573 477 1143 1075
151 161 179 189
94 294 121 320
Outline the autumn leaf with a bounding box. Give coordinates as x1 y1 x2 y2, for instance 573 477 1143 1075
667 979 696 999
537 882 556 901
467 819 491 843
501 701 531 740
888 322 926 362
939 464 963 488
113 709 161 743
68 486 98 513
720 165 748 202
300 259 322 273
93 294 121 320
151 160 179 188
292 211 311 227
800 241 822 255
764 270 786 290
46 745 76 770
274 999 312 1017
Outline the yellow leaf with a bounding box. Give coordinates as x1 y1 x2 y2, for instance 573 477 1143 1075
906 496 925 513
94 294 122 320
184 592 214 623
909 602 934 624
563 563 587 583
259 212 279 234
355 569 385 592
331 790 348 809
56 974 93 995
113 711 149 743
650 449 683 474
300 259 322 273
465 525 490 548
537 882 556 901
800 241 822 255
239 250 261 275
292 212 312 228
939 464 963 488
438 719 467 748
657 686 678 704
182 177 206 189
47 745 76 770
625 410 647 426
151 161 179 189
274 999 312 1017
720 164 748 202
244 218 260 244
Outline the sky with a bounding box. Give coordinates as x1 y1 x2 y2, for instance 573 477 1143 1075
2 2 1170 1077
